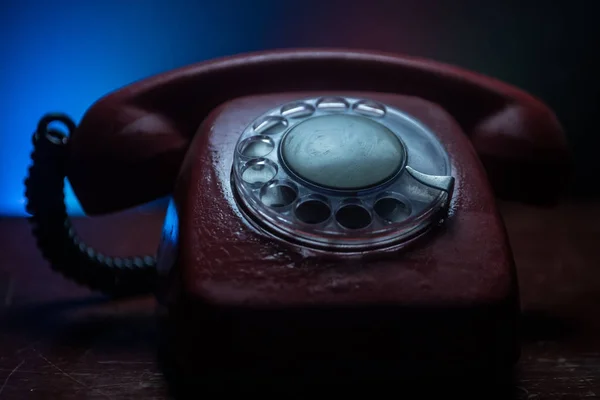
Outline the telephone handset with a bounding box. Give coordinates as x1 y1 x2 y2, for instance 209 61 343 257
25 49 569 382
62 49 568 215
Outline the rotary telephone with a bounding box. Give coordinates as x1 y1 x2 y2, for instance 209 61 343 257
25 49 569 389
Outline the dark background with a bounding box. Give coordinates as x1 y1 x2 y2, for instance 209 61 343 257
1 2 600 398
1 0 598 215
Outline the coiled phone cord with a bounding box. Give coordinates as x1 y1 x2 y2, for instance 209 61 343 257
24 113 157 297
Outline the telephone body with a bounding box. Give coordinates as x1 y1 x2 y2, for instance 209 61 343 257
26 49 569 386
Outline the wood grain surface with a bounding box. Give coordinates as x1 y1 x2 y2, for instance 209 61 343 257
0 199 599 399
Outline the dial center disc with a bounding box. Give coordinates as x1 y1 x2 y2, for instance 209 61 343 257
280 114 406 191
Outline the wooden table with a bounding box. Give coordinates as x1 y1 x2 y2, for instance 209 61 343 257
1 200 599 399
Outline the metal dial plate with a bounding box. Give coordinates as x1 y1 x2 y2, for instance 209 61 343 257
231 96 454 251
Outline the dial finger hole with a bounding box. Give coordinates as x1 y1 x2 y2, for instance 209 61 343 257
241 159 278 186
295 195 331 225
316 97 349 112
252 116 288 135
352 99 386 117
260 180 298 208
374 196 411 223
281 102 315 118
335 203 372 230
238 135 275 158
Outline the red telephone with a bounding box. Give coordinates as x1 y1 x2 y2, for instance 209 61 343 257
25 49 569 390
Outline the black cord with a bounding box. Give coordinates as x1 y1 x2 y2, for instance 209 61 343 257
24 113 157 297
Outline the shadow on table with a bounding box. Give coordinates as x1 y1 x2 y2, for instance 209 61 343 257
0 297 580 399
157 344 520 399
155 307 581 399
520 310 580 342
0 296 157 353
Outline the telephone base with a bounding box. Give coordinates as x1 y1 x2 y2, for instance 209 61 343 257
155 91 521 389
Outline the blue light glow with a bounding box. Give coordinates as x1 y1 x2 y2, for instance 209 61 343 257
0 0 278 215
